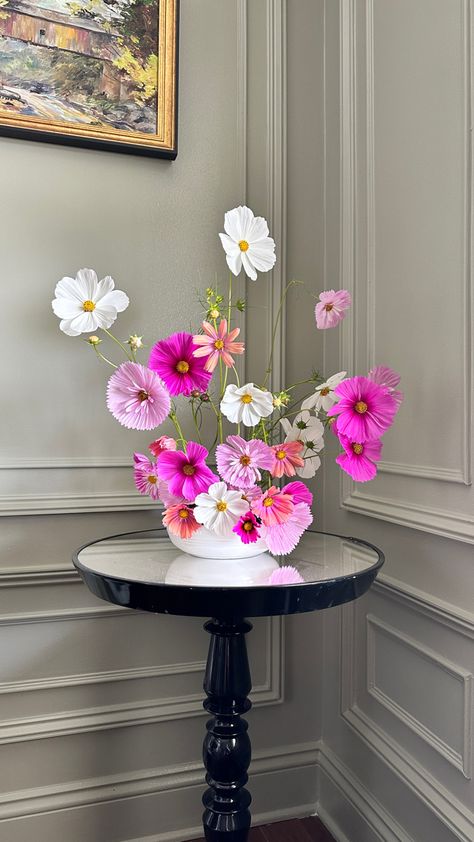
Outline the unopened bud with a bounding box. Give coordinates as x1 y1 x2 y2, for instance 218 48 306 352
88 335 101 346
128 334 143 350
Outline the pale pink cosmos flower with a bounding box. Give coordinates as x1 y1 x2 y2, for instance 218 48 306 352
336 435 383 482
327 376 397 442
149 436 177 458
107 362 171 431
133 453 181 506
315 289 351 329
216 435 274 489
368 365 403 410
268 566 305 585
193 319 245 372
264 502 313 555
270 441 305 479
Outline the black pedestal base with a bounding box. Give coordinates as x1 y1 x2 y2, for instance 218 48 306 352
202 619 253 842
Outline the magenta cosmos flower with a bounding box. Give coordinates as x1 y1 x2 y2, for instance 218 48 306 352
157 441 218 500
270 441 305 479
216 435 273 489
193 319 245 372
162 503 201 539
233 511 261 544
315 289 351 329
268 566 305 585
252 486 293 527
368 365 403 409
327 376 397 442
106 362 170 431
264 502 313 556
284 481 313 506
336 435 383 482
148 332 212 397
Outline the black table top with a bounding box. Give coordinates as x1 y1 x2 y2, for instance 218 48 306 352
73 529 384 619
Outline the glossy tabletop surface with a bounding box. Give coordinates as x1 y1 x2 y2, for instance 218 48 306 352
74 529 384 619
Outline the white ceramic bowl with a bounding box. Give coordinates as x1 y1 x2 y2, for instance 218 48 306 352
166 526 268 560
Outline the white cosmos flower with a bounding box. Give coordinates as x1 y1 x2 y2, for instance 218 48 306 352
52 268 129 336
219 206 276 281
301 371 347 414
221 383 274 427
194 481 249 537
281 411 325 478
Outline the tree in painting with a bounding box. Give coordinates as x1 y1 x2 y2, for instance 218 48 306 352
0 0 159 133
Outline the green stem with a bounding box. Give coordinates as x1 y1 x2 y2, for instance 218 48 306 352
232 365 241 388
102 328 133 361
169 411 187 448
191 401 203 444
92 345 118 368
227 271 233 325
261 280 303 389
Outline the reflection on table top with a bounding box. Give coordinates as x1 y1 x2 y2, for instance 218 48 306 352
75 529 382 590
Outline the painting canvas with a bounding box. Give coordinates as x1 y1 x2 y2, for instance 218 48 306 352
0 0 177 156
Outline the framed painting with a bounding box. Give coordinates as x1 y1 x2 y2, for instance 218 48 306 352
0 0 178 157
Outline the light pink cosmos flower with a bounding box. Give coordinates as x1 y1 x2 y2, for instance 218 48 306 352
336 435 383 482
106 362 171 431
284 481 313 507
163 503 201 539
133 453 180 505
149 436 177 458
252 486 293 527
368 365 403 410
192 319 245 373
216 435 274 489
157 441 218 501
268 566 305 585
327 376 397 442
264 502 313 556
270 441 305 478
315 289 351 329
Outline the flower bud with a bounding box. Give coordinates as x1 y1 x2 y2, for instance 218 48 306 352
87 335 102 346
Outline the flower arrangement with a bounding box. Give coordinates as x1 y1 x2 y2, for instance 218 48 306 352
52 206 402 563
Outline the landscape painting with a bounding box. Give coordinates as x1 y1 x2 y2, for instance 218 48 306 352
0 0 177 157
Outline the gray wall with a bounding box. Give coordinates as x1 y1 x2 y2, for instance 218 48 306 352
0 2 323 839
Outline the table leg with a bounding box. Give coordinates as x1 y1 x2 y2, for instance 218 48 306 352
202 618 252 842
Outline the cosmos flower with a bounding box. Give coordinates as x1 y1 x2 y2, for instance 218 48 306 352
220 383 274 427
193 481 249 537
233 511 262 544
133 453 180 506
157 442 218 500
163 503 201 539
219 205 276 281
52 269 129 336
301 372 347 414
252 486 293 527
270 441 305 478
216 435 274 488
280 411 325 478
328 376 397 442
368 365 403 410
192 319 245 372
268 566 305 585
148 332 212 397
336 435 383 482
284 481 313 506
149 436 177 457
264 502 313 556
315 289 351 329
106 362 170 431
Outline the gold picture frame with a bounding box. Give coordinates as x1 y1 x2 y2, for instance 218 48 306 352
0 0 178 158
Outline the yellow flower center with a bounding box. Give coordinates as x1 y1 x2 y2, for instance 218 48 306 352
183 464 195 476
83 300 96 312
176 360 190 374
147 475 157 484
276 450 286 460
217 501 228 512
214 339 224 350
239 240 249 252
137 390 149 402
263 497 274 507
324 303 334 312
178 508 189 519
240 455 251 466
352 443 364 455
320 387 330 396
241 393 253 404
243 521 253 532
355 401 368 414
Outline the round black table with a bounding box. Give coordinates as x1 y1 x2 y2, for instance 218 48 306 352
74 528 383 842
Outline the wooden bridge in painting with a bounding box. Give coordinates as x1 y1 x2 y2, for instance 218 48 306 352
0 1 126 97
